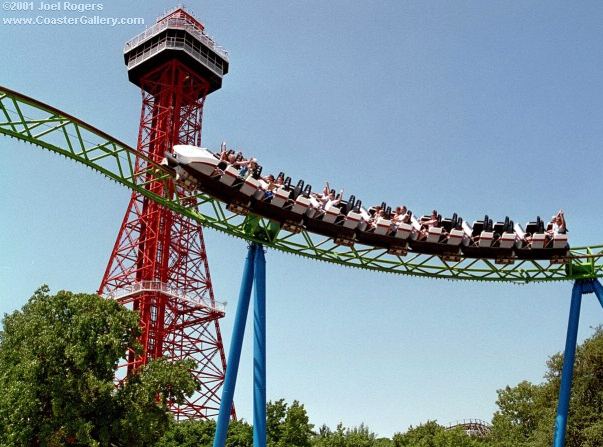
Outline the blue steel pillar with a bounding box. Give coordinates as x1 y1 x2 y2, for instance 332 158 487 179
552 281 584 447
253 246 267 447
213 244 257 447
591 279 603 309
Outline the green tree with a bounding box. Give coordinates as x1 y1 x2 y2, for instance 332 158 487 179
489 326 603 447
156 419 252 447
311 423 346 447
393 421 487 447
226 419 254 447
343 423 376 447
115 357 198 446
560 327 603 447
280 401 314 447
393 420 443 447
312 422 388 447
489 380 544 446
155 420 216 447
374 437 394 447
267 399 288 446
0 287 197 447
433 427 488 447
266 399 314 447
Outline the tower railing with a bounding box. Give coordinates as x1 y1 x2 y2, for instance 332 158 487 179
125 36 225 77
124 17 229 61
105 280 226 313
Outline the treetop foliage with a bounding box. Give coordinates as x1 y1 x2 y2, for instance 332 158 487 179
0 287 197 447
1 288 603 447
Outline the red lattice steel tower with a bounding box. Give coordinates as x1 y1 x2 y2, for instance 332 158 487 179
98 7 234 420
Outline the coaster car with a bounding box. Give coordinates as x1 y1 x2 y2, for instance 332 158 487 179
167 145 570 262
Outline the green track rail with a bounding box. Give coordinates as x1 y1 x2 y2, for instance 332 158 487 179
1 85 601 283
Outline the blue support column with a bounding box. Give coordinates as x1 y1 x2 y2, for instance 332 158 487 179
553 281 584 447
213 244 257 447
591 279 603 309
253 245 267 447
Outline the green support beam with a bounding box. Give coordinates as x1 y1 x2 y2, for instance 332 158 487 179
1 85 602 284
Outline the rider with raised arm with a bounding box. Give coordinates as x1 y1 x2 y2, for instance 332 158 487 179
325 189 344 208
549 210 567 235
237 157 258 178
543 209 567 247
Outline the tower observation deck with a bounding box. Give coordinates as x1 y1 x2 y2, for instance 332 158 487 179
124 8 229 94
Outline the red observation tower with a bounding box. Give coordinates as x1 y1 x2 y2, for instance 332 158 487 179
98 8 233 420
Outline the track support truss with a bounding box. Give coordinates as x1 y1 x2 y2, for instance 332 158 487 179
3 85 603 284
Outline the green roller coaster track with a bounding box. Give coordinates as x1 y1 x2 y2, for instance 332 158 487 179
1 85 602 283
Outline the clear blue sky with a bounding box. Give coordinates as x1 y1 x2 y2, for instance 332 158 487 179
2 0 603 438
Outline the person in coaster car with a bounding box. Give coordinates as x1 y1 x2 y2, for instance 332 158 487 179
524 231 533 248
391 205 411 233
308 183 328 212
366 205 383 231
215 144 246 175
393 205 410 224
544 209 567 247
549 210 567 235
418 209 443 241
237 157 258 178
275 173 285 186
214 142 230 173
260 174 277 200
419 210 438 228
315 181 332 208
313 186 343 218
325 189 343 208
